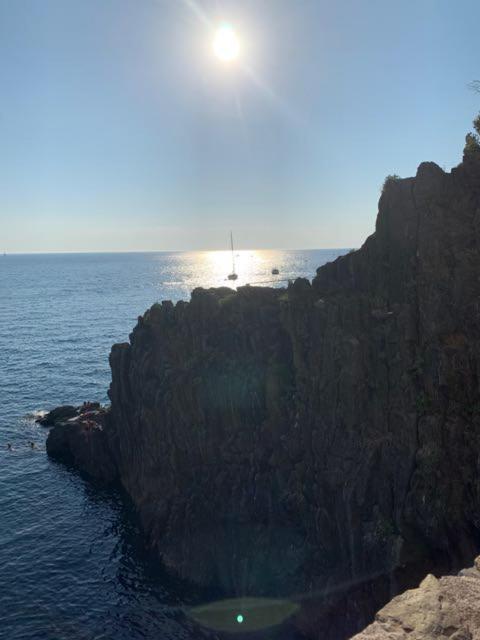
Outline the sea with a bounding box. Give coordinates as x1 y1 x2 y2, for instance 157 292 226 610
0 249 348 640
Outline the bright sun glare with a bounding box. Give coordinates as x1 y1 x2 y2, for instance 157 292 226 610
212 24 240 62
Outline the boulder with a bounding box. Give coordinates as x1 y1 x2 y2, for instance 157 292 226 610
37 405 78 426
45 406 117 483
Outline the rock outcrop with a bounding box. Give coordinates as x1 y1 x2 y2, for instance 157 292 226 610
46 143 480 638
44 404 117 482
352 557 480 639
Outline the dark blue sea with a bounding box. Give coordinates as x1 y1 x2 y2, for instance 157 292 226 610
0 249 348 640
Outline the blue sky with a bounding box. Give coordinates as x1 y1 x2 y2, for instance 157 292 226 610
1 0 479 252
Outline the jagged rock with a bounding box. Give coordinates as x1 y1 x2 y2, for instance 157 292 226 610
37 402 102 426
49 146 480 638
37 405 78 426
351 558 480 639
45 405 117 483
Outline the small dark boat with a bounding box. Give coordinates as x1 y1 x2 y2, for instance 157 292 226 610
271 268 279 275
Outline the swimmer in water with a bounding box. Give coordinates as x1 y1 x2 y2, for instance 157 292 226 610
7 443 12 450
29 442 35 449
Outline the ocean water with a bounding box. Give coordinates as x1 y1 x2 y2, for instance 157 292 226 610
0 249 348 640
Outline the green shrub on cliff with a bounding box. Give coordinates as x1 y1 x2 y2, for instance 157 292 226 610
465 132 480 155
464 113 480 155
381 174 401 193
474 113 480 136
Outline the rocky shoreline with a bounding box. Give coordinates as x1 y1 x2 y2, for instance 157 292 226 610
43 138 480 639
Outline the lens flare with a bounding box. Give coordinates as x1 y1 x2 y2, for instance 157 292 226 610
188 597 299 633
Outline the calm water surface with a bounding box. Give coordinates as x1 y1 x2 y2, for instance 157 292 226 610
0 249 348 639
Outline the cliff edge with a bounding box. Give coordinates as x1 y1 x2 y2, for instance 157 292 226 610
352 557 480 639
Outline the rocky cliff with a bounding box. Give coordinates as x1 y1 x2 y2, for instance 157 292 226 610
352 556 480 639
47 142 480 638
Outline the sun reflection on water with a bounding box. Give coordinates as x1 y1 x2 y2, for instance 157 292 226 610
200 249 281 288
153 248 350 304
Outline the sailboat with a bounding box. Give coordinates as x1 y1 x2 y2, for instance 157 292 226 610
227 232 238 281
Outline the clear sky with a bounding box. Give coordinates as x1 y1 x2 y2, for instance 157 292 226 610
1 0 479 252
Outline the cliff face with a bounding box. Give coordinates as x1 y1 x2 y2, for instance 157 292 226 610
48 150 480 638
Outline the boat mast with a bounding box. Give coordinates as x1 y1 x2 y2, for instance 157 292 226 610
230 231 235 274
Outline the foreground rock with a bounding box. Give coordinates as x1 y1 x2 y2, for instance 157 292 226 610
47 138 480 638
352 557 480 639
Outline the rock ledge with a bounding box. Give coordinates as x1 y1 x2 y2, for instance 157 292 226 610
352 557 480 639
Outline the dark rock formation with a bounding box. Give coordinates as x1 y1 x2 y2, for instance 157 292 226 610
45 404 117 482
47 144 480 638
352 557 480 639
37 404 79 426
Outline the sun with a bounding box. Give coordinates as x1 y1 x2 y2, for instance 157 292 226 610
212 24 240 62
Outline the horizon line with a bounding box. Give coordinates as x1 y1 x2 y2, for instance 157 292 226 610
2 246 356 256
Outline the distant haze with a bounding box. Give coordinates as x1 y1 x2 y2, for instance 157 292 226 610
1 0 479 253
